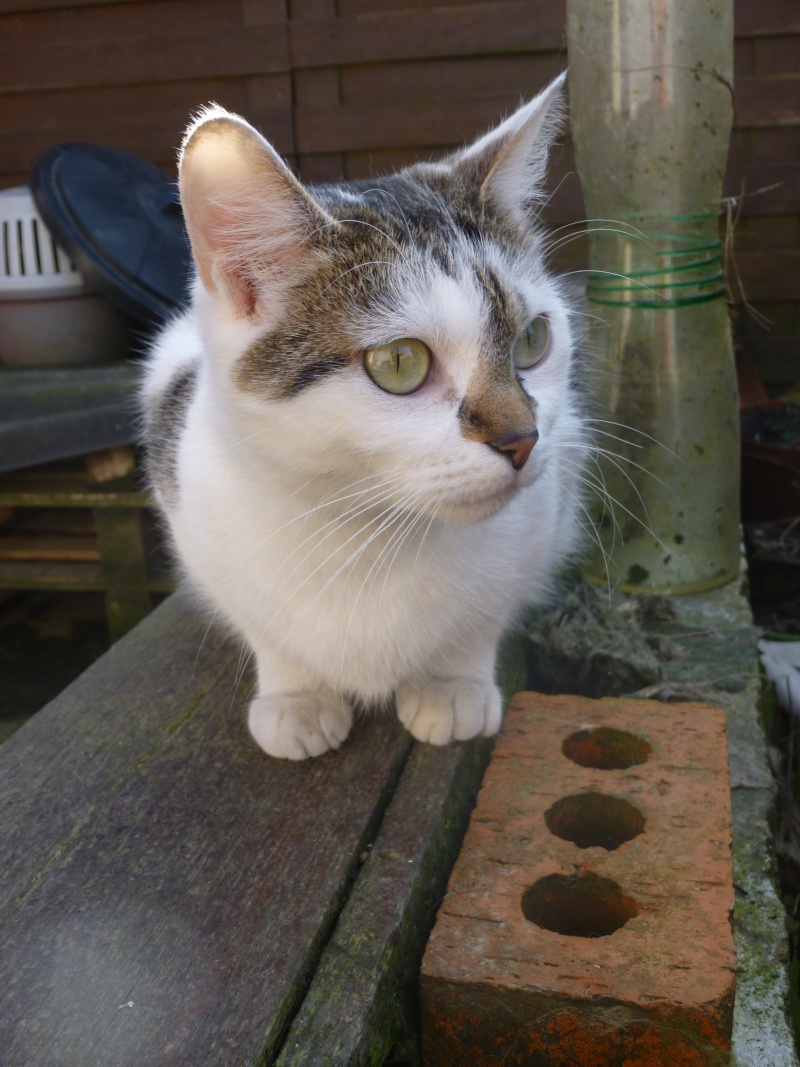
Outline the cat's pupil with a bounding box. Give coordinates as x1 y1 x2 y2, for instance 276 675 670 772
513 316 549 370
364 338 431 395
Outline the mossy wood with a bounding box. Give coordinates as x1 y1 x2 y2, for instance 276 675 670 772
0 591 495 1065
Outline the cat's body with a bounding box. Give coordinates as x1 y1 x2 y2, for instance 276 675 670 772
143 72 590 759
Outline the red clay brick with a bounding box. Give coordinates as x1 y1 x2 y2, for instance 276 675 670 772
421 692 736 1066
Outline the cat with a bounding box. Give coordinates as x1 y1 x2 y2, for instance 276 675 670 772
142 70 590 760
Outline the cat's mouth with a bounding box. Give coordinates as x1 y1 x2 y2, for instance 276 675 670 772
442 480 520 524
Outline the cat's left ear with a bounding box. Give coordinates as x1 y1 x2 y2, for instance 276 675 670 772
450 71 566 229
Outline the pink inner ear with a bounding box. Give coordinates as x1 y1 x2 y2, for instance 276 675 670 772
180 118 334 320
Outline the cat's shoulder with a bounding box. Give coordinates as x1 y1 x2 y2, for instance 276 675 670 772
144 309 202 400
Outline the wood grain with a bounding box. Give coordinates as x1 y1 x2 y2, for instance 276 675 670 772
277 735 493 1065
0 591 414 1066
288 3 566 69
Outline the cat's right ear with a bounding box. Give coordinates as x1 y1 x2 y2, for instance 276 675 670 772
179 106 336 319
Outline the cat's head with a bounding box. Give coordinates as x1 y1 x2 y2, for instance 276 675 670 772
178 73 582 523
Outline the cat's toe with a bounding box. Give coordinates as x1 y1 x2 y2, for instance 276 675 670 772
396 679 502 745
248 690 353 760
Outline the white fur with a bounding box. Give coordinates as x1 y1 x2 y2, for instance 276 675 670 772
144 76 588 759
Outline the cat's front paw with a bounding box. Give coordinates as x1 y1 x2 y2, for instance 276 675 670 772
396 678 502 745
248 689 353 760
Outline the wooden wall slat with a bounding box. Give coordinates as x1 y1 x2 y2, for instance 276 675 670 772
735 75 800 129
3 75 291 131
753 34 800 73
339 0 484 12
0 0 276 39
296 96 547 153
730 252 800 301
1 76 293 175
0 0 140 11
339 53 560 103
734 0 800 38
724 161 800 217
0 25 290 93
288 3 566 69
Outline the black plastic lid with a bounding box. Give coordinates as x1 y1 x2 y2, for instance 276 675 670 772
31 143 193 324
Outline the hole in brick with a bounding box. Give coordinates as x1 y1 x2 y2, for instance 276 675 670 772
561 726 652 770
521 872 638 938
544 792 645 850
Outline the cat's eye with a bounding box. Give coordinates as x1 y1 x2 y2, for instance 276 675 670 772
364 338 432 395
512 316 549 369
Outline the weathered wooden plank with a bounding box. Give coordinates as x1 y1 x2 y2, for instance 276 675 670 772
0 593 226 908
2 73 290 127
735 74 800 128
725 161 800 219
0 8 290 94
339 0 501 11
0 111 292 180
734 0 800 37
0 28 290 95
0 559 172 590
729 251 800 301
339 52 560 104
0 0 284 37
0 0 145 11
753 34 800 74
276 736 493 1065
0 75 294 173
0 534 99 560
94 507 154 639
734 214 800 252
295 94 553 153
274 634 526 1064
748 126 800 163
0 472 151 508
289 0 336 19
0 591 414 1067
288 3 566 69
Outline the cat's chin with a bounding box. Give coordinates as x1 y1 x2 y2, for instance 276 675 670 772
440 483 519 525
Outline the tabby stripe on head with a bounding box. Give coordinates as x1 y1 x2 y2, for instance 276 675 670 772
474 265 520 363
288 357 350 396
238 309 359 399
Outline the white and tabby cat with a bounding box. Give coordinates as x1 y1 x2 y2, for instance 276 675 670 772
143 72 589 759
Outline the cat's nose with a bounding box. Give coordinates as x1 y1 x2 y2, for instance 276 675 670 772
491 430 539 471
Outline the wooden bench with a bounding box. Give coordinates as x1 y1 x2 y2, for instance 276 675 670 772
0 364 170 640
0 590 512 1066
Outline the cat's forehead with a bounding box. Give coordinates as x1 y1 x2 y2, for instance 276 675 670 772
316 170 516 254
311 174 540 338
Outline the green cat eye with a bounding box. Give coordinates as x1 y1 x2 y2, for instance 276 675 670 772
364 338 432 395
512 316 549 369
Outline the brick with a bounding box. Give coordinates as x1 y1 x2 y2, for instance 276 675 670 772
420 692 736 1067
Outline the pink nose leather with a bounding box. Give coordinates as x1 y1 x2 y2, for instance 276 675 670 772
493 431 539 471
